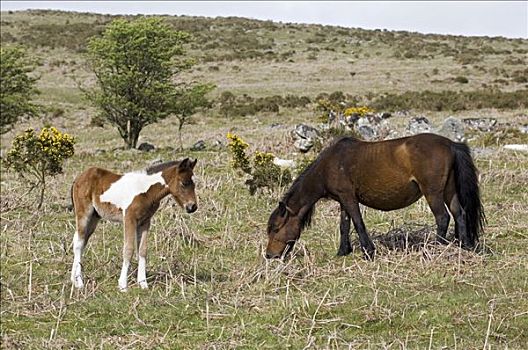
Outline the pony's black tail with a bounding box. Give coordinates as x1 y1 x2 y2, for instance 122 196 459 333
451 142 486 247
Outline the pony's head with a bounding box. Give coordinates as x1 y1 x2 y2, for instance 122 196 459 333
265 202 303 259
165 158 198 213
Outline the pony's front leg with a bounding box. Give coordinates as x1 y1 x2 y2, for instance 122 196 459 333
119 214 136 292
136 221 151 289
337 204 353 256
340 197 375 260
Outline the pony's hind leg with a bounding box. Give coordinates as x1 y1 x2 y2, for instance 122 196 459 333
422 190 450 245
337 204 353 256
443 170 469 246
71 208 100 288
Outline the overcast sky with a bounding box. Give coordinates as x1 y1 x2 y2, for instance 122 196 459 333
1 1 527 38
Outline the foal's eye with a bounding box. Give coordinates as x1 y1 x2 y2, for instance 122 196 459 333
181 180 193 188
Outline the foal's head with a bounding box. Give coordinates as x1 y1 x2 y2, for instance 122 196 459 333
163 158 198 213
266 202 304 259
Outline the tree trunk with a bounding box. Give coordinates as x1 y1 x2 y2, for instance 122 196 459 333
178 121 184 151
37 172 45 210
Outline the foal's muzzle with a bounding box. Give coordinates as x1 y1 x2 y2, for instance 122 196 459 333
185 203 197 213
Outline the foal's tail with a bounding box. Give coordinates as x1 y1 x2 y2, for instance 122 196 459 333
68 183 74 212
451 142 486 247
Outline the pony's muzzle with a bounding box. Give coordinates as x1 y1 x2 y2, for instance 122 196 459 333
185 203 197 213
265 252 281 259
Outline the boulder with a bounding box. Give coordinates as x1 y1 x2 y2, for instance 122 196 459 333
294 138 314 153
137 142 155 152
462 118 497 132
438 117 465 142
294 124 320 140
293 124 320 152
357 125 376 140
407 117 431 135
190 140 206 151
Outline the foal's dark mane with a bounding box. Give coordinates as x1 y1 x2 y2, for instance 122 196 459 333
145 160 179 175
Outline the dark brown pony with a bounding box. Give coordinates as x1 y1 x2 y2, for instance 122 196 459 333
71 158 197 291
266 134 485 260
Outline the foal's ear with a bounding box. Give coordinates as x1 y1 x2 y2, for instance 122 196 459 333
179 158 190 170
190 158 197 169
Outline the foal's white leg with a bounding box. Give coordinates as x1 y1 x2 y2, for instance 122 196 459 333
137 256 147 289
119 213 136 292
70 231 85 288
118 258 130 291
136 221 150 289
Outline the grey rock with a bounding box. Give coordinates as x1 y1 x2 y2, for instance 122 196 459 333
463 118 497 132
294 124 320 140
137 142 155 152
407 117 432 135
438 117 465 142
357 125 376 140
190 140 206 151
294 138 314 153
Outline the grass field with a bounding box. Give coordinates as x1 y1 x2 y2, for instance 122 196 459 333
1 10 527 349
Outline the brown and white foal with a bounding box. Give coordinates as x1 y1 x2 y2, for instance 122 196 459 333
70 158 198 291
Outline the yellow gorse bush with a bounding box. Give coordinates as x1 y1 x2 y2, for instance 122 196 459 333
343 106 375 117
226 132 251 173
226 133 292 195
5 127 76 208
253 151 275 167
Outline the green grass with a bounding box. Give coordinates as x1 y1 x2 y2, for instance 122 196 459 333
1 9 528 349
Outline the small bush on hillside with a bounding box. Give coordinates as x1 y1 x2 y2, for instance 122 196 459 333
454 76 469 84
370 89 528 111
5 127 75 209
226 133 291 195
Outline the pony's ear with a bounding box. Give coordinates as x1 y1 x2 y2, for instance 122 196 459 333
278 202 287 217
190 158 197 169
179 158 190 170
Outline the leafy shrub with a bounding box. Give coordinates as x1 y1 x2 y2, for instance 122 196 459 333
370 89 528 111
454 76 469 84
217 92 311 117
226 132 251 173
0 45 41 134
5 127 75 209
226 133 291 195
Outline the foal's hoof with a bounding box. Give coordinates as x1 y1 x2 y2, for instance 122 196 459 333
72 276 84 289
139 281 149 289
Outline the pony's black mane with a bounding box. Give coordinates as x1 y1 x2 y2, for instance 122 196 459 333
281 155 321 230
280 137 356 230
145 160 179 175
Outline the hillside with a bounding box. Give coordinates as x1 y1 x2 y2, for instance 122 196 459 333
1 9 527 104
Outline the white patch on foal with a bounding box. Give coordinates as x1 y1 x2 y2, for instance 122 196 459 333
100 171 166 211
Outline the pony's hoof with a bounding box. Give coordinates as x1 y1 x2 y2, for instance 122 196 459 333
139 281 148 289
337 246 353 256
362 247 376 261
119 286 128 293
